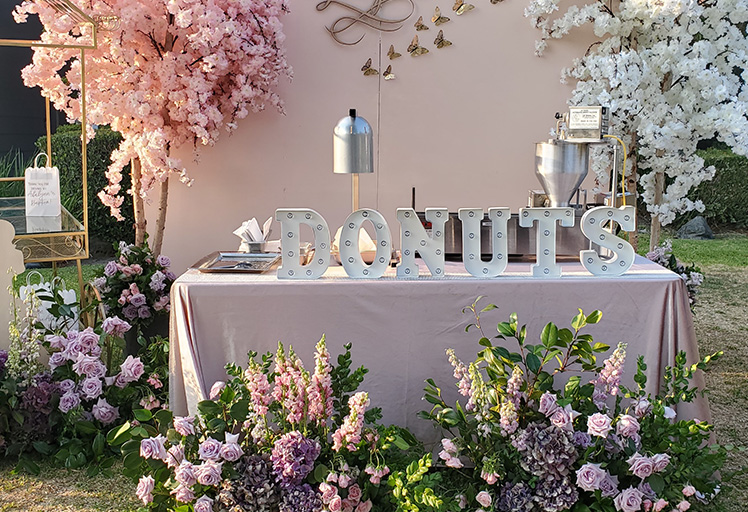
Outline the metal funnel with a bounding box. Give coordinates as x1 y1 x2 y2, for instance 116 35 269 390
535 140 589 207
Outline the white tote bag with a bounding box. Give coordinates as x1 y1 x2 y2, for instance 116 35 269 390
24 153 61 217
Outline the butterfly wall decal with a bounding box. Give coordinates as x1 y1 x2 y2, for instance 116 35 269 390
453 0 475 15
383 65 396 80
432 6 450 25
434 29 452 48
414 16 429 30
387 44 402 59
361 58 379 75
407 34 429 56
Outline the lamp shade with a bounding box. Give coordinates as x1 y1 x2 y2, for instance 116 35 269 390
333 109 374 174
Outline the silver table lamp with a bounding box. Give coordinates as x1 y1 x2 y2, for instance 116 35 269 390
333 109 373 211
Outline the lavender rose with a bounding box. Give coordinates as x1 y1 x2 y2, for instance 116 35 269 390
102 316 132 337
48 352 67 370
77 327 100 354
140 435 168 460
616 415 640 438
104 261 119 277
46 334 67 350
136 475 155 505
627 453 654 479
539 392 560 416
613 487 643 512
632 397 652 418
220 440 244 462
172 484 195 503
130 293 147 307
587 412 613 437
166 444 185 468
175 460 197 486
651 453 671 472
138 306 151 319
57 379 76 393
599 472 620 498
194 496 214 512
79 377 103 400
119 355 145 383
173 416 195 436
198 437 223 462
196 461 223 486
550 404 578 431
72 353 106 379
157 254 171 268
576 463 606 492
59 391 81 413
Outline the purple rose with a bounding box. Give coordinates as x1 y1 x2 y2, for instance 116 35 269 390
194 496 214 512
651 453 671 472
632 398 652 418
572 431 593 448
613 487 643 512
175 460 197 486
587 412 613 438
136 475 155 505
538 392 560 416
59 391 81 413
627 453 654 479
46 335 67 350
104 261 118 277
220 442 243 462
171 484 195 504
77 327 100 354
72 353 106 379
58 379 76 393
157 254 171 268
576 463 606 492
166 444 185 468
173 416 195 436
196 461 223 486
92 397 119 425
150 271 166 292
599 472 620 498
130 293 147 307
138 306 151 319
165 270 176 281
119 355 145 383
62 340 84 361
102 316 132 337
122 304 139 320
140 435 168 460
551 404 579 431
48 352 68 370
79 377 103 400
198 438 222 462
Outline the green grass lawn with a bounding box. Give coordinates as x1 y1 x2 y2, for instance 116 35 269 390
636 232 748 266
12 264 104 297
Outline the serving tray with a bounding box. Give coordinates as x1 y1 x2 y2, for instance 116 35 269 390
191 252 281 273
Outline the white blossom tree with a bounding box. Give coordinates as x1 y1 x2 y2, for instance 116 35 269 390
526 0 748 249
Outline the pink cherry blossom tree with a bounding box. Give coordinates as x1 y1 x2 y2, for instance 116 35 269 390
14 0 291 254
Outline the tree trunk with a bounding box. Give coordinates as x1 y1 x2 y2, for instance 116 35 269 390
627 134 639 253
131 157 147 246
649 171 664 252
153 175 169 256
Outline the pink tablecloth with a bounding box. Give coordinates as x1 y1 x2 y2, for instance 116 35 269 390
170 256 708 445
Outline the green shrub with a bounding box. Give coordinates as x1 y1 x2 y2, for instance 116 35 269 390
36 125 135 248
682 149 748 228
0 148 30 197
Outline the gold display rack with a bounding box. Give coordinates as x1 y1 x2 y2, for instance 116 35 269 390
0 0 97 295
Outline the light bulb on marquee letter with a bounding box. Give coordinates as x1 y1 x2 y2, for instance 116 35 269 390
458 208 510 278
276 208 331 279
340 209 392 279
580 206 636 276
396 208 448 278
519 207 574 278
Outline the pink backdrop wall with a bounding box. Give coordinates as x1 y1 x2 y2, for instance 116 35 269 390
153 0 596 272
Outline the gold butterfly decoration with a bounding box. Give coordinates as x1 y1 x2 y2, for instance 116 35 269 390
432 6 450 25
434 29 452 48
388 44 402 59
361 58 379 76
453 0 475 15
383 65 396 80
407 35 430 56
414 16 429 31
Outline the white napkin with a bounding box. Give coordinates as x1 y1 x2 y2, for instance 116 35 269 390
234 217 272 243
332 226 377 253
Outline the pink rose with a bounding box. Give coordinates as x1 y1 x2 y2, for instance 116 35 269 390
79 377 103 400
653 498 668 512
171 484 195 503
210 381 226 399
614 487 644 512
166 444 184 468
457 494 468 509
92 397 119 424
194 496 214 512
136 475 155 505
199 438 223 462
539 392 560 416
682 485 696 497
196 461 223 486
329 495 343 512
173 416 196 436
347 484 362 504
627 453 654 479
481 470 499 485
677 500 691 511
320 482 337 503
119 355 145 383
131 264 143 275
140 435 167 460
342 498 355 512
643 499 653 512
587 412 613 437
175 460 197 486
551 404 578 431
102 316 132 337
651 453 671 472
576 462 606 491
616 415 640 438
355 500 372 512
338 473 351 488
476 491 492 508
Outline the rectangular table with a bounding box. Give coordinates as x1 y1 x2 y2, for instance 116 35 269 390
170 256 708 444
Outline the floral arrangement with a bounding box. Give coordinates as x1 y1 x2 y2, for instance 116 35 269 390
95 241 175 333
391 299 729 512
110 337 420 512
1 281 168 474
646 240 703 310
525 0 748 226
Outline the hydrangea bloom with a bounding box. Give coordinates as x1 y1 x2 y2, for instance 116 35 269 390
271 431 321 487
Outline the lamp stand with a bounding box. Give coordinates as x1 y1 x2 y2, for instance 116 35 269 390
352 173 360 212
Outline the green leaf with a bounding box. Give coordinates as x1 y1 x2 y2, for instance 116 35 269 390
648 474 665 494
197 400 222 417
478 337 492 347
526 353 541 374
75 420 99 435
93 433 105 457
313 464 329 483
571 309 587 331
230 400 250 422
123 451 142 471
592 343 610 353
480 303 498 312
558 328 574 346
585 310 603 324
32 441 53 455
107 422 132 446
565 376 581 396
393 435 411 450
133 409 153 422
497 322 515 337
541 322 558 348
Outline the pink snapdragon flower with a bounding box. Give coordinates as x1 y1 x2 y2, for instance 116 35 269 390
307 337 334 424
364 464 390 484
592 343 627 409
245 360 272 416
332 391 369 451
